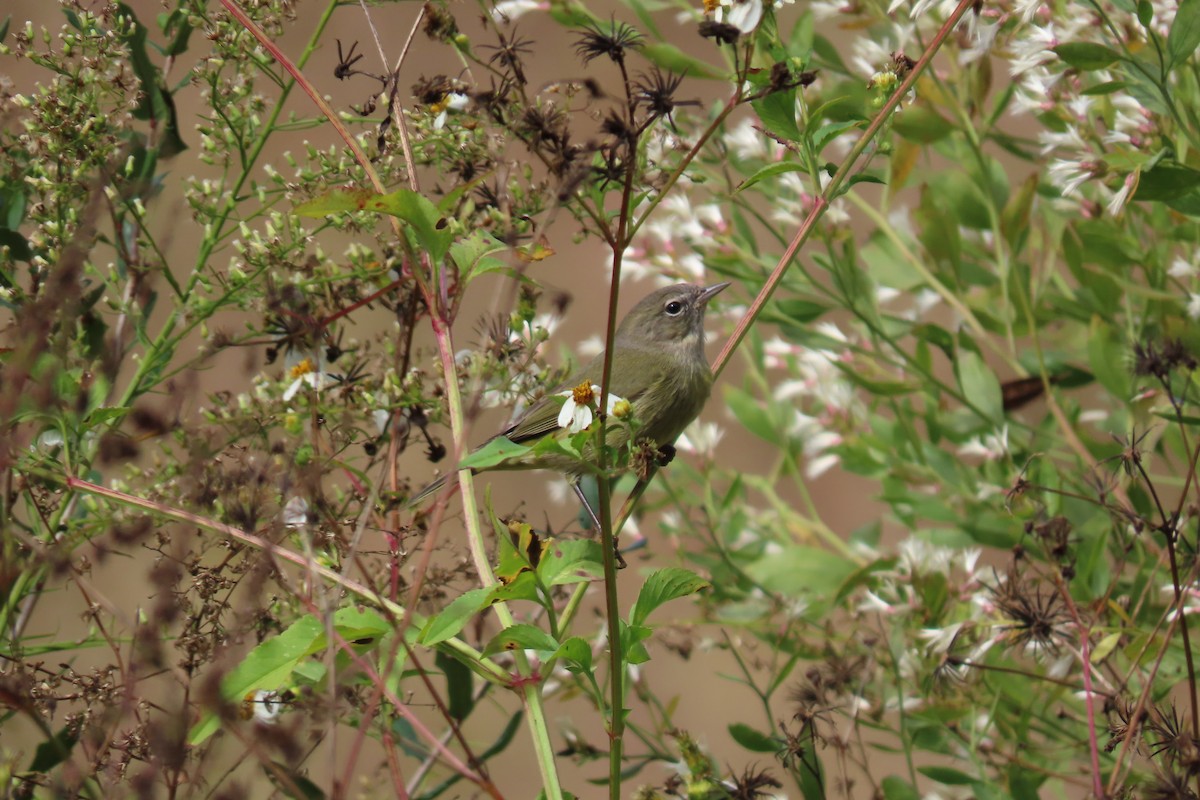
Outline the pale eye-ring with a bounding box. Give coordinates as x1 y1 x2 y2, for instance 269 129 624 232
664 300 684 316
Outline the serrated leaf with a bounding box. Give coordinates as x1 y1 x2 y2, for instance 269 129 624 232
482 624 559 656
552 636 593 673
451 230 510 282
537 538 604 586
752 90 801 142
629 567 710 626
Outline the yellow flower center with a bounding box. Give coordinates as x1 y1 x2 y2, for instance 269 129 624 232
572 381 596 406
290 358 316 379
703 0 721 13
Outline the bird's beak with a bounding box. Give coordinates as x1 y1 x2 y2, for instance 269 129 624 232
698 282 731 306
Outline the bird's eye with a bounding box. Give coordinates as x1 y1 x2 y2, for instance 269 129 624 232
664 300 684 316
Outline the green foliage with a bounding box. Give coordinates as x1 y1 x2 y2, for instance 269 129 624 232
4 0 1200 797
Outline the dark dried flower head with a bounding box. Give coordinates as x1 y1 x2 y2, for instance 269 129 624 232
991 576 1072 656
334 39 365 81
1147 701 1200 767
634 69 699 129
412 74 467 107
699 19 740 44
1144 773 1198 800
422 2 459 42
574 18 643 65
730 764 782 799
481 29 533 85
891 51 916 77
1135 338 1197 379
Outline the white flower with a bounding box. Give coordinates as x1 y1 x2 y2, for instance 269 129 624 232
283 497 310 528
490 0 548 22
1169 255 1197 278
433 92 469 130
282 354 330 401
556 382 624 433
958 425 1009 460
676 421 725 456
1188 293 1200 320
725 0 763 33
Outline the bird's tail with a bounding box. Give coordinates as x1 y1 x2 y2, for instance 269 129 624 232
407 470 470 508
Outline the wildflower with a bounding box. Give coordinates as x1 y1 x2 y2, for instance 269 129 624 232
282 354 331 400
557 381 624 433
958 425 1009 460
282 497 311 528
490 0 549 23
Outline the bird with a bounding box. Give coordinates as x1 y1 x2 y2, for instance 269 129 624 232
409 282 729 506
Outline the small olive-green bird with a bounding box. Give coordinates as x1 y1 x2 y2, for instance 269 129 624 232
409 282 729 505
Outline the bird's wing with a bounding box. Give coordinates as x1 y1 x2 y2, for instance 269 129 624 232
500 347 663 444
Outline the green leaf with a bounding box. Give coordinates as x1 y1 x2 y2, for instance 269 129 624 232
116 4 187 157
451 230 510 282
919 766 976 785
725 385 776 443
1169 0 1200 66
1081 80 1128 95
735 161 806 193
1135 162 1200 201
811 119 863 151
552 636 593 673
881 776 921 800
728 723 778 753
293 188 453 263
955 349 1003 425
188 615 323 744
458 436 532 470
1086 317 1131 401
752 89 802 142
420 587 490 645
892 105 954 143
435 650 475 721
29 725 79 773
630 568 710 626
485 570 541 604
743 546 856 596
640 42 724 79
1053 42 1121 69
620 620 653 664
537 538 604 586
482 624 559 656
1137 0 1154 26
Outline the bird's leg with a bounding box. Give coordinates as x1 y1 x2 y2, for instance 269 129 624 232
570 477 626 569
